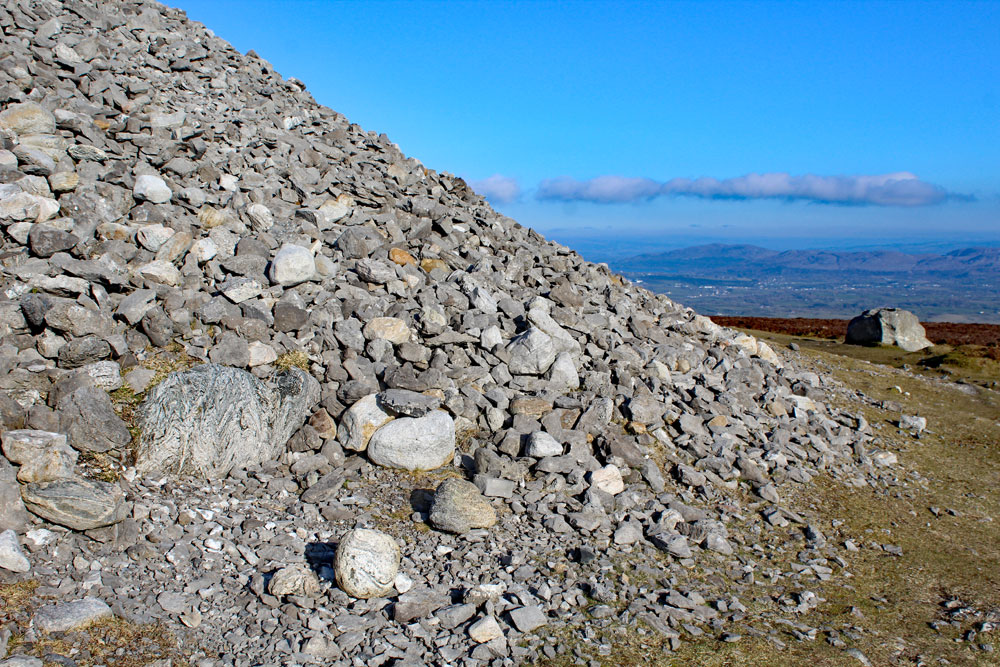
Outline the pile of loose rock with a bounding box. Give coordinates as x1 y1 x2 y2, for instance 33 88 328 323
0 1 902 665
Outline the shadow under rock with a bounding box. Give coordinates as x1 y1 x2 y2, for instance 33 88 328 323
409 488 434 514
305 541 338 581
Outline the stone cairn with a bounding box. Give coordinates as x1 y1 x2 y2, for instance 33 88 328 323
0 1 899 665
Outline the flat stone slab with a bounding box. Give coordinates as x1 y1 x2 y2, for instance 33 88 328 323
33 598 112 633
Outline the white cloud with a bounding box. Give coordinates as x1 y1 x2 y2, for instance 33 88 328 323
536 172 963 206
470 174 521 204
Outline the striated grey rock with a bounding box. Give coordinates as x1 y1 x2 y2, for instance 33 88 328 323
135 364 319 477
429 478 497 534
846 307 932 352
21 477 127 530
0 529 30 573
367 410 455 471
33 598 113 633
334 528 400 599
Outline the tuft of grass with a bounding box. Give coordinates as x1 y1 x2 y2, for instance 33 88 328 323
275 350 310 371
0 579 39 614
78 450 122 482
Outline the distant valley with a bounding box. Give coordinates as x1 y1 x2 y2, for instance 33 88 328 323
609 244 1000 323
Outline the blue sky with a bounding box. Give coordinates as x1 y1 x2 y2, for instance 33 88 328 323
172 0 999 254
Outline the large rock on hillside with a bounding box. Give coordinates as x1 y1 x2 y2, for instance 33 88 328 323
135 364 319 478
845 308 932 352
20 477 127 530
366 410 455 471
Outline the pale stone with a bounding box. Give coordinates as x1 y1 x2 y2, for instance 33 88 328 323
133 174 171 204
190 238 218 263
334 528 400 599
1 430 78 483
138 260 180 286
244 341 275 368
363 317 411 345
338 394 393 452
268 244 315 286
468 615 504 643
367 410 455 471
589 464 625 495
0 529 30 573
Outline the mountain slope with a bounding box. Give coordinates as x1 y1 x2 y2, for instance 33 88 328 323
0 2 901 665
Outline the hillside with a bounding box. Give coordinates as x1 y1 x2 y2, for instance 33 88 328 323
0 2 990 667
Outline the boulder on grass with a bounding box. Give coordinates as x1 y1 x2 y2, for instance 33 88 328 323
135 364 319 478
845 308 932 352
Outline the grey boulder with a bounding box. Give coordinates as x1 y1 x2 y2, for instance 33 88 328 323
367 410 455 471
429 478 497 534
33 598 113 633
506 328 556 375
135 364 319 478
57 386 131 454
20 477 127 530
845 307 932 352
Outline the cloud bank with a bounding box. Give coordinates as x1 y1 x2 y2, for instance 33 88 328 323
536 172 963 206
470 174 521 204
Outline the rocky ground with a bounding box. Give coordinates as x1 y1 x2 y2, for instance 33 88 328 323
0 1 992 666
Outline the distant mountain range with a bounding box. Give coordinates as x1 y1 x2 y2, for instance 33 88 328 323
611 244 1000 323
621 244 1000 276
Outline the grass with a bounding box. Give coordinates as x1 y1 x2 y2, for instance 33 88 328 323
275 350 310 371
3 580 191 666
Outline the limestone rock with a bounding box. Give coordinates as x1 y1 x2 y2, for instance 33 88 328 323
589 465 625 495
507 328 556 375
363 317 411 345
525 431 562 457
338 394 393 452
268 244 315 286
33 598 113 633
846 307 932 352
367 410 455 471
133 174 172 204
0 529 30 573
0 102 56 135
57 386 131 454
429 478 497 534
0 429 78 483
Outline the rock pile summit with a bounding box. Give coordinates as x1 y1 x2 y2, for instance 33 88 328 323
0 1 901 665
